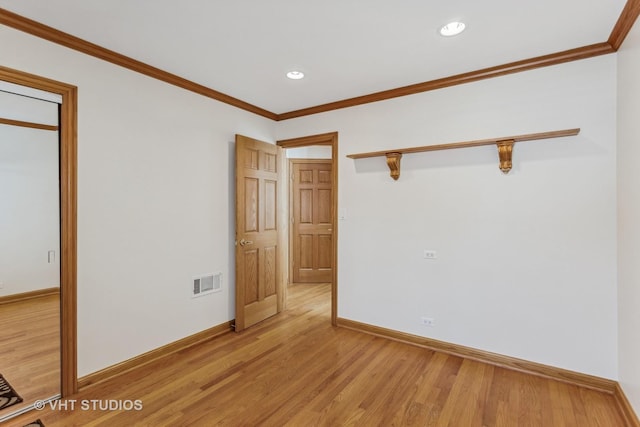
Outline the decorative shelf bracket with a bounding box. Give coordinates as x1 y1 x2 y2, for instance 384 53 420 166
385 152 402 180
347 128 580 180
496 139 515 174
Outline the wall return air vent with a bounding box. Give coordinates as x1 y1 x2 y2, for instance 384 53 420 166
192 272 222 297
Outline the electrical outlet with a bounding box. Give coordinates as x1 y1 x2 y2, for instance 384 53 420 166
0 281 3 289
423 250 437 259
421 317 435 327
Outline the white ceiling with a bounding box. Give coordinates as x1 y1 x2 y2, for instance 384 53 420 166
0 1 627 114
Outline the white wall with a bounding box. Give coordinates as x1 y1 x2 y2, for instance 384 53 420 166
286 145 332 159
617 18 640 414
0 22 621 382
0 91 60 295
0 25 276 376
277 55 618 378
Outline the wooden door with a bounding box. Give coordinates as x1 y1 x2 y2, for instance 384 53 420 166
291 160 333 283
235 135 282 332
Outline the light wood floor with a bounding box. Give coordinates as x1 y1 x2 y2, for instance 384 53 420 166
0 294 60 419
8 284 626 426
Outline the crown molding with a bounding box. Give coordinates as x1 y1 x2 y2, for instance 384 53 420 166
0 7 278 120
609 0 640 50
276 43 614 120
1 4 636 122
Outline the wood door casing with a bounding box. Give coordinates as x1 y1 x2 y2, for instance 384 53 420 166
277 132 338 325
291 160 333 283
0 66 78 398
235 135 281 332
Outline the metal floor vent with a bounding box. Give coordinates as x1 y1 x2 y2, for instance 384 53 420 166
192 272 222 297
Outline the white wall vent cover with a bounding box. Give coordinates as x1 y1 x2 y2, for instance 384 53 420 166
192 272 222 298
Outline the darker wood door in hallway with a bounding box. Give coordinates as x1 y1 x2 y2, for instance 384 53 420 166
291 160 333 283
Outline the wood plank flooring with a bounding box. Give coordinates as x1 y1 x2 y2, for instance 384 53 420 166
7 284 626 426
0 294 60 420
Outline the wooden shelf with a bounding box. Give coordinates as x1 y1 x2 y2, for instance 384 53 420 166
346 128 580 179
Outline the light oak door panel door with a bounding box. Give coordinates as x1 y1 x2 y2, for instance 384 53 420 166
292 160 333 283
235 135 281 332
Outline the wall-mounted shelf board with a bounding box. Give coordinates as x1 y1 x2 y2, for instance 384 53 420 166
346 128 580 179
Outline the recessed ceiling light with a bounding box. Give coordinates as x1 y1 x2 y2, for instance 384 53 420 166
439 21 466 37
286 70 305 80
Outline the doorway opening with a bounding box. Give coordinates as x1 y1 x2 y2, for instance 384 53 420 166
277 133 338 326
0 66 77 422
0 85 61 419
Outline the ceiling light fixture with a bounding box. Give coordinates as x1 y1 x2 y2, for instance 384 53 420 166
286 70 305 80
439 21 466 37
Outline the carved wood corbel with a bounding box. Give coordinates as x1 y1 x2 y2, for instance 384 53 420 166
385 152 402 180
496 140 515 174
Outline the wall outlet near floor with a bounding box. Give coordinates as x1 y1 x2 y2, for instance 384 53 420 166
0 281 3 289
423 250 437 259
421 317 435 327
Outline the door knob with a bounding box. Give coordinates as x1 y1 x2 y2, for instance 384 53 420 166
239 238 254 246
